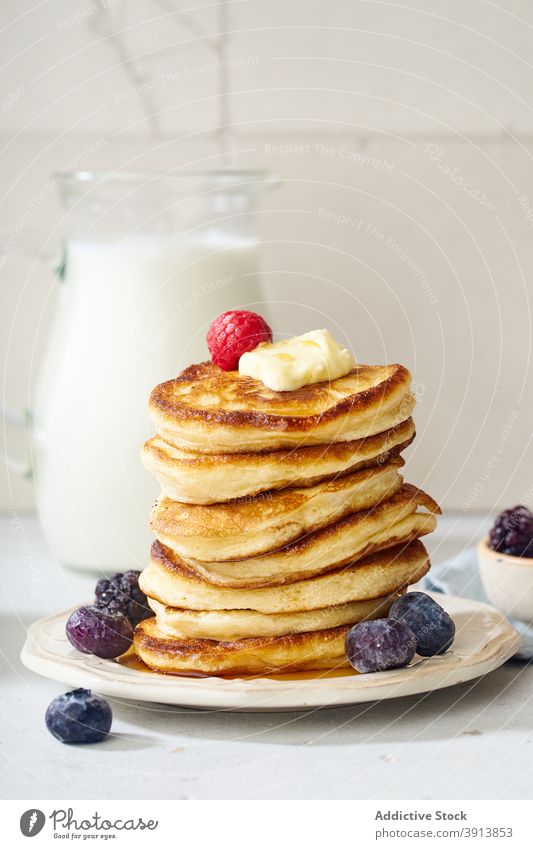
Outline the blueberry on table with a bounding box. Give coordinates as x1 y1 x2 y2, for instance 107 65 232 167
45 689 112 744
66 605 133 659
389 592 455 656
345 618 417 673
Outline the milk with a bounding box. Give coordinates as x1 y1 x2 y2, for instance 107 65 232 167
33 235 264 572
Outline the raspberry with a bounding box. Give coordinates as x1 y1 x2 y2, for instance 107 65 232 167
489 505 533 557
207 310 273 371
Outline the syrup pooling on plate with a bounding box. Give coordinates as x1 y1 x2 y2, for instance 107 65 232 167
117 650 210 678
116 650 357 681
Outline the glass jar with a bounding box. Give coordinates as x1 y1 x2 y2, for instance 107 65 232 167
4 169 278 572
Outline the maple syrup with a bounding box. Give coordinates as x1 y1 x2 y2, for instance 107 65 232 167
259 667 357 682
116 651 210 677
117 651 151 673
116 650 357 681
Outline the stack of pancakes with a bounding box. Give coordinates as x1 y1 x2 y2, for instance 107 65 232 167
134 361 440 676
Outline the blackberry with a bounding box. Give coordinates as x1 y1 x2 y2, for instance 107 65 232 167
489 505 533 557
94 570 151 626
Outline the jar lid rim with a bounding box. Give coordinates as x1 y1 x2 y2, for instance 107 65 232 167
55 168 276 184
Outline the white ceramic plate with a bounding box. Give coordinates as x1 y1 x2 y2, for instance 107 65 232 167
21 594 521 712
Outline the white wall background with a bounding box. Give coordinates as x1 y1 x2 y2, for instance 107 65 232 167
1 0 533 515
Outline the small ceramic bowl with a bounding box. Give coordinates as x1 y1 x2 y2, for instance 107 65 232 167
477 538 533 624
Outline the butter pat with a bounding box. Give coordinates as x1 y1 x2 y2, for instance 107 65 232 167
239 329 355 391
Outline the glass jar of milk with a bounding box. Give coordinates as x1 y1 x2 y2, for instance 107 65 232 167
12 170 278 573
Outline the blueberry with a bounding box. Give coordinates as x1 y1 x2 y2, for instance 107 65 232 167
66 605 133 659
389 592 455 656
45 688 112 744
345 618 417 673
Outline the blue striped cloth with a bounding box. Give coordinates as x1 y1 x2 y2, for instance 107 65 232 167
423 548 532 661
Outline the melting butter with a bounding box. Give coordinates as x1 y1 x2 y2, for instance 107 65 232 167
239 329 355 391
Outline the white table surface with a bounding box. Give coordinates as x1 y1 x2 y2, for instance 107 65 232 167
1 513 532 801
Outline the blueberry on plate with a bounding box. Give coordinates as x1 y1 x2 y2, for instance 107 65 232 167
389 592 455 656
345 618 417 673
66 605 133 659
45 689 112 744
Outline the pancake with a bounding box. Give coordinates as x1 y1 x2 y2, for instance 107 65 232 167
148 590 403 640
149 361 415 454
156 484 440 587
134 617 352 675
141 418 415 504
140 538 430 613
149 457 404 561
